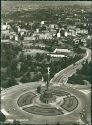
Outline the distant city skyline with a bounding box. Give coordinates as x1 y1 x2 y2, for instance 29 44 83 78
1 1 92 7
1 1 92 13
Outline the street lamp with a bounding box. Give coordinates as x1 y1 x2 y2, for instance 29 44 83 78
79 110 89 125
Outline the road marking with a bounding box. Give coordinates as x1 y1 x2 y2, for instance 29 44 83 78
1 108 10 116
21 103 34 109
1 95 5 99
79 90 91 94
1 91 7 95
53 84 61 86
76 118 85 124
6 119 13 122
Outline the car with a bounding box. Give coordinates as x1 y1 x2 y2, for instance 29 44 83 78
23 89 26 91
13 108 15 111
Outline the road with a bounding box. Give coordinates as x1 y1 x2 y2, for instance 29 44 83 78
50 48 91 84
1 48 91 124
1 82 91 124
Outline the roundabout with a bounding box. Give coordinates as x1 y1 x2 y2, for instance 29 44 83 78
1 82 90 124
1 48 91 124
17 88 78 116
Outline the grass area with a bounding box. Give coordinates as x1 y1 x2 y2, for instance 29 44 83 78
17 92 36 107
60 96 78 112
23 106 63 116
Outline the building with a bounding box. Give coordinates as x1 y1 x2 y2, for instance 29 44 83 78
41 21 45 25
15 35 18 41
81 38 87 46
76 28 88 34
36 28 39 33
49 24 58 29
47 53 66 58
57 32 61 38
64 31 68 37
24 36 35 41
33 32 53 40
17 26 30 36
1 23 11 30
53 48 71 53
47 48 72 58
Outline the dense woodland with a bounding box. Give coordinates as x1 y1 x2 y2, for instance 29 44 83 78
68 60 92 85
1 41 85 88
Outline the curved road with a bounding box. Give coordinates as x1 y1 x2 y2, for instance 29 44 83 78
1 82 91 124
50 48 91 85
1 48 91 124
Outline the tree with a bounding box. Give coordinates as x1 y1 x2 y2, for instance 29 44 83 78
35 53 41 61
10 59 18 77
81 60 89 75
0 112 6 122
20 74 30 83
13 119 20 125
47 55 51 62
56 122 60 125
37 86 41 94
7 76 17 87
